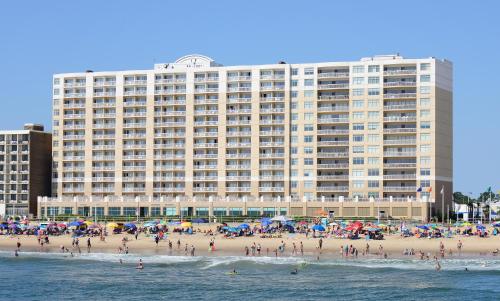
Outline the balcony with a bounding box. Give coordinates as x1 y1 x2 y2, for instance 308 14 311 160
154 154 185 159
226 153 251 159
193 153 218 159
227 97 251 104
259 119 284 125
316 175 349 180
194 110 218 116
383 163 417 168
226 142 252 148
123 123 147 129
227 109 252 114
193 165 218 170
123 187 146 193
123 90 147 96
383 81 417 87
317 106 349 112
318 83 349 90
317 72 349 79
94 81 116 87
317 152 349 158
260 74 285 80
155 89 186 95
64 82 86 88
193 176 218 181
153 187 185 193
227 87 251 92
154 165 185 171
227 76 252 81
259 131 285 136
122 155 147 160
383 104 417 111
154 143 185 149
226 176 251 181
383 69 417 76
317 129 349 135
155 78 186 84
259 153 284 158
124 111 147 117
63 114 86 119
258 187 284 192
93 92 116 97
91 177 115 182
317 140 349 146
383 93 417 99
123 134 147 139
124 80 147 85
383 151 416 157
94 113 116 118
194 77 219 83
317 118 349 124
259 164 284 170
194 132 218 137
64 93 86 98
383 128 417 134
64 103 86 109
194 121 218 126
193 187 217 192
260 97 284 102
259 176 284 181
383 174 417 180
93 102 116 108
260 86 285 91
226 187 251 192
383 116 417 122
383 186 417 192
227 120 251 125
317 186 349 192
62 156 85 161
123 101 147 107
227 131 251 137
259 142 284 147
260 108 285 114
154 132 186 138
383 139 416 145
318 95 349 100
226 164 251 170
92 156 115 161
194 143 218 148
317 163 349 169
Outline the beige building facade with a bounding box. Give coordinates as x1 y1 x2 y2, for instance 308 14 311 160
43 54 452 220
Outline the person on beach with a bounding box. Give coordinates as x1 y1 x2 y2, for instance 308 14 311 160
135 231 139 240
87 238 91 253
274 249 278 258
257 244 261 256
184 243 188 255
318 238 323 250
457 240 463 255
292 243 297 255
245 246 249 256
435 259 441 272
300 242 304 256
14 250 19 257
155 235 159 247
366 243 370 255
168 240 173 251
16 239 21 251
177 239 181 250
190 245 195 256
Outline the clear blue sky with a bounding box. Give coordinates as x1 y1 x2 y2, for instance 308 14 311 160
0 0 498 195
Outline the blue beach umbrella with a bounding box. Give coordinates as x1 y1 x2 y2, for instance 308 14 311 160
312 225 325 231
416 225 429 230
124 223 137 229
477 225 486 230
238 223 250 229
69 221 83 227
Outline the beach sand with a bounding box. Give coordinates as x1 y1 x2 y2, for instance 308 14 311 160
1 226 499 258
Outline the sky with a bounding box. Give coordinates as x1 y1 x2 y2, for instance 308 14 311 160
0 0 498 195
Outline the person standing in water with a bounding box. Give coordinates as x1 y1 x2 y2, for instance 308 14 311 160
87 238 92 253
137 259 144 269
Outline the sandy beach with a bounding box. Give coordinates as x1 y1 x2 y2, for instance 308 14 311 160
1 226 499 259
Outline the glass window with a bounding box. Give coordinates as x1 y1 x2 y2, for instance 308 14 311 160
108 207 121 216
304 112 314 120
352 77 364 85
291 147 298 154
420 86 431 94
368 99 379 108
53 78 60 85
291 124 298 132
420 133 431 141
420 156 431 165
421 121 431 129
352 169 364 177
291 136 298 143
367 146 379 153
368 88 379 95
368 168 379 176
352 100 364 108
304 79 314 86
304 90 314 98
368 180 379 188
304 158 313 165
291 158 298 165
420 110 430 117
368 157 379 164
368 122 379 130
304 101 313 109
353 157 364 164
291 80 298 87
368 111 379 119
420 98 431 106
304 147 313 154
304 124 314 131
368 76 379 84
291 91 298 98
291 102 298 109
353 135 364 142
420 75 431 82
353 123 364 130
353 180 364 188
304 135 313 143
291 68 299 76
291 113 298 121
304 68 314 75
420 168 431 176
367 134 379 142
420 144 431 152
352 88 364 96
420 63 431 71
352 65 365 73
352 112 364 119
353 146 364 153
368 65 380 73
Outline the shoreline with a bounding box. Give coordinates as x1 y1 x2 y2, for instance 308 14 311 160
1 232 499 259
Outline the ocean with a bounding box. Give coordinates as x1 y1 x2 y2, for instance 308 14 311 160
0 251 499 300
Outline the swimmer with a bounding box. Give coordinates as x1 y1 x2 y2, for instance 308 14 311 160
435 260 441 272
137 259 144 269
14 250 19 257
228 269 238 275
464 268 469 272
291 268 298 275
119 259 123 264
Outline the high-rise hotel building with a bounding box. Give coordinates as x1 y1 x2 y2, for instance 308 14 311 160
44 54 452 219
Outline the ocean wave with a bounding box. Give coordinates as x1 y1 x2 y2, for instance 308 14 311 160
2 250 500 272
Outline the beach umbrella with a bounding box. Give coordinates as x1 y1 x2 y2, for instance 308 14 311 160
462 222 472 226
181 222 192 228
238 223 250 229
124 223 137 229
57 223 67 228
477 225 486 230
492 222 500 227
192 218 207 223
416 225 429 230
271 215 293 223
107 222 119 228
69 221 83 227
259 218 272 227
312 225 325 231
83 221 93 226
159 220 168 226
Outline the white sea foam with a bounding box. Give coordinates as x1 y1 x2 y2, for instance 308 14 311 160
2 250 500 272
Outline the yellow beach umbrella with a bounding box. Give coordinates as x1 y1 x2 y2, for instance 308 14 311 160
181 222 192 228
84 221 94 226
462 222 472 227
107 222 119 228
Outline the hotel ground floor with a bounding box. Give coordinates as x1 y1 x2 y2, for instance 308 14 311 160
37 196 447 222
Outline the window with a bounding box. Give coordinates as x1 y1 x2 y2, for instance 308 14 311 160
291 136 298 143
291 124 298 132
352 112 364 119
304 170 313 177
304 90 314 98
291 91 298 98
304 101 313 109
304 147 313 154
290 147 298 154
353 180 364 188
368 76 380 84
304 135 313 143
420 156 431 165
352 77 364 85
291 181 298 188
367 134 379 142
353 146 364 153
421 180 431 187
353 157 364 164
368 111 379 119
352 100 364 108
353 135 364 142
420 98 431 106
291 113 298 121
421 121 431 129
367 157 379 164
291 68 299 76
368 180 379 188
352 88 364 96
420 133 431 141
368 65 380 73
352 169 364 177
420 75 431 82
304 79 314 86
368 99 379 108
304 124 314 131
304 158 313 165
420 168 431 176
291 158 298 165
367 146 379 154
420 144 431 152
304 112 314 120
352 65 365 73
368 192 379 198
420 110 430 118
420 63 431 71
53 88 59 95
291 102 298 109
291 170 298 177
353 123 364 130
304 68 314 75
53 109 59 116
291 80 298 87
304 181 313 188
368 122 379 130
420 86 431 94
368 88 380 96
368 168 379 176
